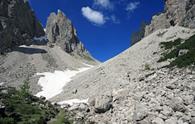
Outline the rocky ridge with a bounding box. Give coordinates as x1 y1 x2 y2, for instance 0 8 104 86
145 0 195 36
46 10 95 62
0 0 45 53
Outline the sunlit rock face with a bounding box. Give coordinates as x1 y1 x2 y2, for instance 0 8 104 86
46 10 93 60
0 0 45 53
145 0 195 36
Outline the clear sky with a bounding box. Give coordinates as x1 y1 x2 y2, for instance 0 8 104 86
29 0 164 62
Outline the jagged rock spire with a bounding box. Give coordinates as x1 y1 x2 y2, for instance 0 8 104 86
46 10 95 61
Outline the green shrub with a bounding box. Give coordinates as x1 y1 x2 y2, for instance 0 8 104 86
48 110 73 124
144 64 151 70
0 81 58 124
158 35 195 68
0 117 15 124
160 38 182 50
19 80 30 98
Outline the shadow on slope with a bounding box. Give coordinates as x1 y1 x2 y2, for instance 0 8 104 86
14 46 47 54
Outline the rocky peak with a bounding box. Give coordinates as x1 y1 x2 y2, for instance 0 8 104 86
46 10 93 60
165 0 186 24
145 0 195 36
0 0 45 53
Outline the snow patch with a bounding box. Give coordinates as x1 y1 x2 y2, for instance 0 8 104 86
58 99 88 106
19 45 29 47
83 63 94 68
36 66 92 99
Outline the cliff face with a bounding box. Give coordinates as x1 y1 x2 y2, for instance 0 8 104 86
0 0 45 53
145 0 195 36
46 10 93 60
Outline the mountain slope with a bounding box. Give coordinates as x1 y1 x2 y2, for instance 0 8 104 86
0 0 98 98
53 26 195 100
0 44 95 94
52 26 195 123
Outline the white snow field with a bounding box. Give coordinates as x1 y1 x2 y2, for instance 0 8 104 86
36 65 92 99
58 99 88 106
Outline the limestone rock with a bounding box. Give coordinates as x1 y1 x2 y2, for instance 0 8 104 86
145 14 170 36
152 117 164 124
178 49 189 56
0 0 45 53
145 0 195 36
134 103 148 121
191 117 195 124
92 93 113 113
46 10 94 61
165 117 177 124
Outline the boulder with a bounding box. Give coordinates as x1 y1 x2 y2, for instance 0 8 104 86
169 97 186 113
91 93 113 113
178 49 189 56
165 117 177 124
134 103 148 121
152 117 165 124
161 106 173 117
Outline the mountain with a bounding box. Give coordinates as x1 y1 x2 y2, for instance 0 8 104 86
145 0 195 36
48 1 195 124
46 10 96 62
1 0 195 124
0 0 98 96
131 0 195 45
0 0 45 54
52 26 195 124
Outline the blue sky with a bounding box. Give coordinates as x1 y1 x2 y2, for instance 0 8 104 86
29 0 164 62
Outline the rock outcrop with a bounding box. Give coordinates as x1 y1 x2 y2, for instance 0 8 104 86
46 10 94 61
145 0 195 36
0 0 45 53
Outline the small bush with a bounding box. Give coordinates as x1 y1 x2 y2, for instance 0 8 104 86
158 35 195 68
144 64 151 70
19 80 30 98
0 117 15 124
160 38 182 50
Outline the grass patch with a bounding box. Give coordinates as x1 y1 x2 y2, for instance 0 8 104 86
158 35 195 68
